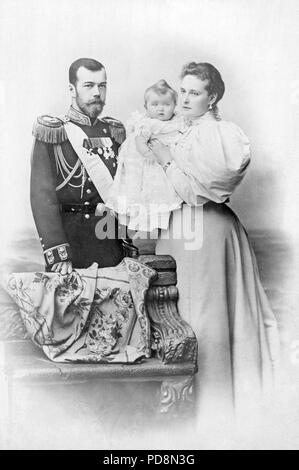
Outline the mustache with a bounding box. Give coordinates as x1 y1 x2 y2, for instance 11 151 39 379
88 98 105 105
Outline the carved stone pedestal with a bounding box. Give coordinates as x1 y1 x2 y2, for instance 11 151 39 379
160 375 195 417
139 254 198 417
139 254 198 366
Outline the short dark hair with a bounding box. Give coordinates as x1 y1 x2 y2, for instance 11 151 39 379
180 62 225 105
69 58 105 85
144 79 178 105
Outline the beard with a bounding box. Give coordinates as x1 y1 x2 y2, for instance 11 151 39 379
75 95 105 119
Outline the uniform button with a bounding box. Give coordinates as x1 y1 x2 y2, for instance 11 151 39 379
86 189 91 194
88 177 91 182
85 214 90 220
84 201 90 205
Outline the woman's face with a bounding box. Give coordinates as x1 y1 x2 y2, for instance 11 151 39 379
180 74 213 118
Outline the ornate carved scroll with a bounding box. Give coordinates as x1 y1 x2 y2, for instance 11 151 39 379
160 376 195 416
139 255 198 365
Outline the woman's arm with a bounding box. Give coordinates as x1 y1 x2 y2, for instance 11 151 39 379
150 140 210 205
164 161 210 205
151 121 251 206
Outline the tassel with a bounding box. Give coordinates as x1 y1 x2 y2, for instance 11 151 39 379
32 115 68 144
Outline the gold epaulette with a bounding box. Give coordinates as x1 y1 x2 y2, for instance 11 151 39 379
32 115 69 144
102 116 126 144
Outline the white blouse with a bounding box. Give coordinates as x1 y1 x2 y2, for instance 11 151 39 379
166 111 251 205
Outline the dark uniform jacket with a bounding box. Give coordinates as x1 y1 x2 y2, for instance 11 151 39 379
30 106 126 270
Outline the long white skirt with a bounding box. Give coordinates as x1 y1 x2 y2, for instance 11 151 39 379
156 202 280 421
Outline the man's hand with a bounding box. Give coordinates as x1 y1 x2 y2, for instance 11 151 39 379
150 140 172 166
51 261 73 275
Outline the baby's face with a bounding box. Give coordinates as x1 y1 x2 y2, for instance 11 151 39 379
145 91 176 121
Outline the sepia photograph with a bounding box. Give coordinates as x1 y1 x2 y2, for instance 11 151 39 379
0 0 298 451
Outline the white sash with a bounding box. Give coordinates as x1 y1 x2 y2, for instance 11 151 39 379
64 121 114 203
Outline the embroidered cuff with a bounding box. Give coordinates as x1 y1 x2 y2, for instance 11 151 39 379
43 243 72 267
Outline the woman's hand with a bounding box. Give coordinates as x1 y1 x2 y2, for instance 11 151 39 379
150 140 172 166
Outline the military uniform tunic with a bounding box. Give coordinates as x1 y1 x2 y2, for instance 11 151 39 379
30 106 126 270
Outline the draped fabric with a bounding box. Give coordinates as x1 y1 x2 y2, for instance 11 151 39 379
5 258 156 363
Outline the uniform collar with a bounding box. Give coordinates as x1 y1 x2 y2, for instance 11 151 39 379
183 108 221 128
67 106 100 127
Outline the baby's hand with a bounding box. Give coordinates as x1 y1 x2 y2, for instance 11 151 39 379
148 138 158 149
135 135 155 160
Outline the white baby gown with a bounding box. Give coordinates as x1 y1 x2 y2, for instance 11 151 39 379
106 111 182 231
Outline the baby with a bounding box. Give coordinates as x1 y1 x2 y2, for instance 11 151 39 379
106 80 182 232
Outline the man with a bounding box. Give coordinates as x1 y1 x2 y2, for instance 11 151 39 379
30 58 129 274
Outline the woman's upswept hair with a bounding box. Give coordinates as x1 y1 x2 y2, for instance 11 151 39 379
181 62 225 105
144 79 178 105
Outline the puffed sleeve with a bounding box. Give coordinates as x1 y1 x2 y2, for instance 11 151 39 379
166 118 251 205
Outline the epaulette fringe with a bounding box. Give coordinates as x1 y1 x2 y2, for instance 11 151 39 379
102 116 126 144
32 115 68 144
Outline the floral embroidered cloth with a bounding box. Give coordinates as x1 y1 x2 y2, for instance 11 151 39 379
4 258 156 363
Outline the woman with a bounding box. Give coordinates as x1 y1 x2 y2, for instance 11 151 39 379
151 62 280 420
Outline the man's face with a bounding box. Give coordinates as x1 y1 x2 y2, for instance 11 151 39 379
71 66 107 118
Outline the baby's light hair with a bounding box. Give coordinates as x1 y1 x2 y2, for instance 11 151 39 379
144 79 178 106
